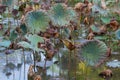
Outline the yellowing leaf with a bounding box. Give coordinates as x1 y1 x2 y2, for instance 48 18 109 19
62 39 75 50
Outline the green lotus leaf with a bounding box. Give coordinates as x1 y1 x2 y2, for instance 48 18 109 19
9 30 18 41
25 10 50 33
0 40 11 48
90 25 100 33
2 0 13 6
115 29 120 40
25 34 44 46
49 3 77 26
17 41 32 49
20 23 27 35
79 40 108 66
101 17 110 24
18 34 44 52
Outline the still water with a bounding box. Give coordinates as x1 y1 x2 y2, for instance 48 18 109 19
0 49 120 80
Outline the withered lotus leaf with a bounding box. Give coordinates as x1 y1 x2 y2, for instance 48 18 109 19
87 32 94 40
62 39 75 51
28 65 34 77
99 69 112 79
109 20 119 31
34 75 41 80
101 0 107 9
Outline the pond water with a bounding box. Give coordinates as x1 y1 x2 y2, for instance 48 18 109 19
0 50 30 80
0 49 120 80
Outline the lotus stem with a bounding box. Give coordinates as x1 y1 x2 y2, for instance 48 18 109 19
22 48 26 80
74 49 77 80
43 59 47 74
68 50 72 80
33 51 36 72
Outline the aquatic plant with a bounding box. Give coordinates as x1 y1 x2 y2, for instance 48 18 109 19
49 3 77 27
25 10 50 33
79 40 108 66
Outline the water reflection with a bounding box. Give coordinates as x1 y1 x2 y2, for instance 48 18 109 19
107 60 120 68
0 48 120 80
0 50 31 80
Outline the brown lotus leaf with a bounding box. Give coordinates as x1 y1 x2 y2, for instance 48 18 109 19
41 3 50 10
87 32 94 40
43 32 51 39
46 49 56 60
0 5 7 13
38 42 47 49
9 42 21 49
15 27 22 33
87 1 93 9
106 47 111 57
99 69 112 79
0 24 3 30
110 20 119 31
64 0 68 4
3 27 10 36
38 28 59 39
86 2 93 13
32 3 40 10
25 5 33 13
12 9 18 16
52 32 59 38
101 0 107 9
84 0 89 4
62 39 75 51
100 26 107 34
116 0 119 3
74 2 85 11
28 65 34 77
34 75 41 80
20 15 26 23
84 17 89 25
68 25 77 31
114 10 120 15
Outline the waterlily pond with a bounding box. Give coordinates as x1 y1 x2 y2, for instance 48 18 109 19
0 0 120 80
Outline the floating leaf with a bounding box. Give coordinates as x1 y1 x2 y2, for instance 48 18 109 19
79 40 108 66
25 10 50 33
